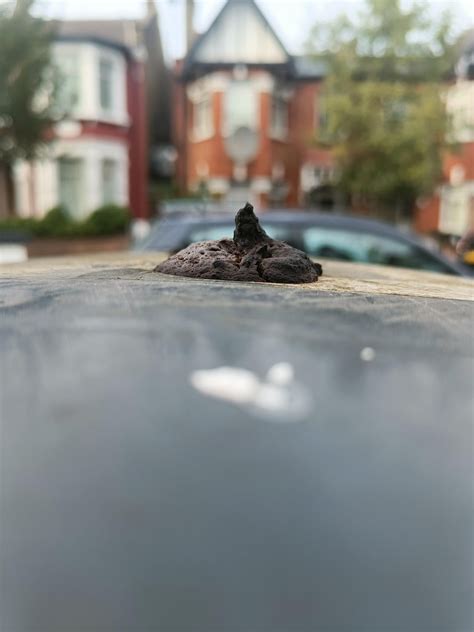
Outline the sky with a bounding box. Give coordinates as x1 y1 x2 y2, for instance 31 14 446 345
24 0 474 61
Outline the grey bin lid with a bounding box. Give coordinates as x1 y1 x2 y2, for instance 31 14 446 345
1 255 473 631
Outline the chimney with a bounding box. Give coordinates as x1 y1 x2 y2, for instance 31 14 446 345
146 0 156 19
186 0 195 52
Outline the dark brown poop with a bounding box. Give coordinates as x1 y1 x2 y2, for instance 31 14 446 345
155 203 323 284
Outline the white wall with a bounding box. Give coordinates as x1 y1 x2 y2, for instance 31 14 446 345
439 181 474 236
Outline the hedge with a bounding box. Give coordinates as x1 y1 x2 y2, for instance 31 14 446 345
0 205 131 239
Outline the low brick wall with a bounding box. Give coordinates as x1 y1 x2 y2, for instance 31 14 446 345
26 234 129 258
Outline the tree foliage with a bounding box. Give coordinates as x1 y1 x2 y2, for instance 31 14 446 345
306 0 456 219
0 0 57 164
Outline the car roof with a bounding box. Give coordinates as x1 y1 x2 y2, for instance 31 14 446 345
146 210 436 253
155 210 422 242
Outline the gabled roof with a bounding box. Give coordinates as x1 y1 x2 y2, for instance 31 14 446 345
182 0 294 78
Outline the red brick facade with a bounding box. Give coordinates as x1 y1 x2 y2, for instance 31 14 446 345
173 71 329 209
172 0 329 209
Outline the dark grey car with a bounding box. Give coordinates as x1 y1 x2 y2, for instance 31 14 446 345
138 211 466 276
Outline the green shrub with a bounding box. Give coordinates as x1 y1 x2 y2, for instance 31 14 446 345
82 205 131 236
0 216 38 234
0 204 131 238
34 206 74 237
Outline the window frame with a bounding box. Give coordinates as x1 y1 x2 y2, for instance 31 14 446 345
57 156 84 219
56 52 81 116
99 55 115 114
269 91 289 141
192 93 214 142
222 80 258 137
101 158 118 205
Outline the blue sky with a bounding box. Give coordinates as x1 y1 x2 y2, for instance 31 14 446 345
29 0 474 60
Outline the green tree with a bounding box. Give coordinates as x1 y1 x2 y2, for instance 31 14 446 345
306 0 456 220
0 0 56 214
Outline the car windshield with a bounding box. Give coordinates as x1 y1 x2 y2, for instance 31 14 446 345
302 226 455 273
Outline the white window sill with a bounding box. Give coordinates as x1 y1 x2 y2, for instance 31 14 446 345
98 110 131 127
60 110 130 128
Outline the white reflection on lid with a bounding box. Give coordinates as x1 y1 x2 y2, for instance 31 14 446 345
190 362 311 422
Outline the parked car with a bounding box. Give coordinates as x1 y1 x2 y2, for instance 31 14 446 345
456 229 474 270
137 211 467 276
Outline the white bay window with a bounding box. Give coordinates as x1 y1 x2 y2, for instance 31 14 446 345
53 42 128 125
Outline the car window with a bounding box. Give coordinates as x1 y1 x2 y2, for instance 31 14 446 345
189 226 232 242
189 224 293 244
142 221 189 252
302 227 453 273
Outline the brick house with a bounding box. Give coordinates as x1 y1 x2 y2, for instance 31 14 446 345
173 0 332 210
416 30 474 238
13 18 151 220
